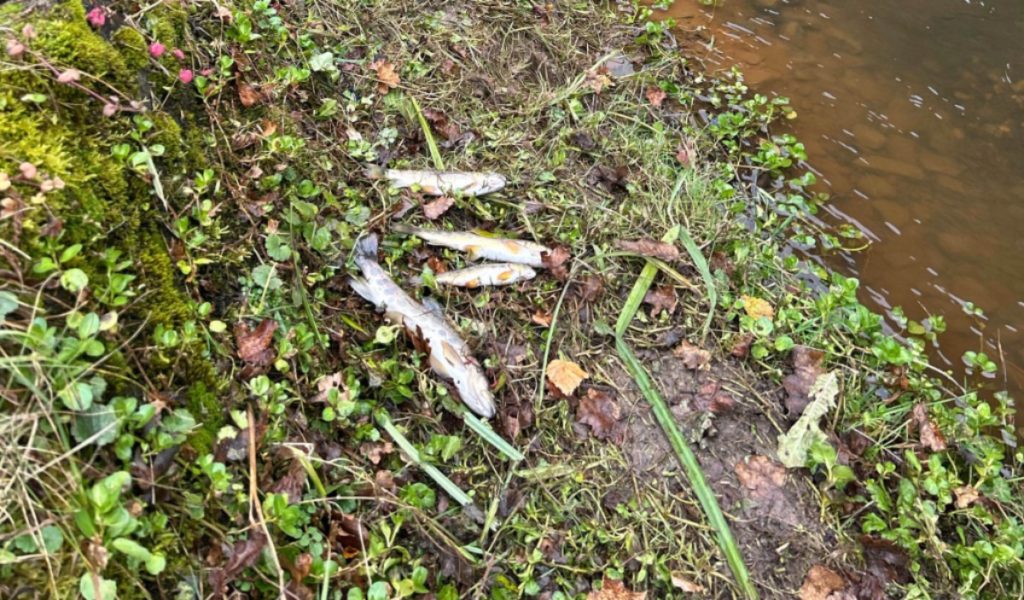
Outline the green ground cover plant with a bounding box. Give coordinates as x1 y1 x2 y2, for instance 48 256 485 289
1 1 1020 598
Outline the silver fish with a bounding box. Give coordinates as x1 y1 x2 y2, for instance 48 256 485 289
392 225 551 268
435 263 537 288
385 169 506 197
348 235 496 418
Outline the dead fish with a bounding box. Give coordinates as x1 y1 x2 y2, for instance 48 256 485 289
368 167 506 197
348 234 496 418
392 224 551 268
435 263 537 288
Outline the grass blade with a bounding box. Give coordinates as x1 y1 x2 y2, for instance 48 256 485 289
462 410 525 462
409 96 444 171
377 411 472 507
614 227 758 600
677 226 716 343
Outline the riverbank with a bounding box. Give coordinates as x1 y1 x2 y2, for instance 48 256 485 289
0 1 1020 598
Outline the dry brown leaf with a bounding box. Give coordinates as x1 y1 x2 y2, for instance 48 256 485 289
954 485 981 509
360 441 394 465
235 319 278 364
576 388 622 442
675 139 696 166
369 59 400 94
734 455 801 526
670 574 704 594
645 86 666 107
741 294 775 319
643 285 678 317
799 565 846 600
616 238 679 261
547 359 588 396
541 245 572 281
674 341 710 370
238 81 260 107
267 457 307 503
730 333 754 358
422 107 461 140
577 275 604 303
584 68 613 94
587 577 645 600
531 309 553 327
422 196 454 220
783 346 825 416
209 531 268 597
911 403 947 452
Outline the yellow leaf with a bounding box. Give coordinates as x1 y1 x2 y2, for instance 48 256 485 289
741 295 774 319
546 359 589 396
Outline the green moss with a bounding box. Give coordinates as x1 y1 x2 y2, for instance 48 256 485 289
0 0 224 453
185 378 224 453
146 3 189 47
111 27 149 73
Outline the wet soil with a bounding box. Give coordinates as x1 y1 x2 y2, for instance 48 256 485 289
611 348 852 598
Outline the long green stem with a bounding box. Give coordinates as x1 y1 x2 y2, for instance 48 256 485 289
377 411 472 507
614 226 757 600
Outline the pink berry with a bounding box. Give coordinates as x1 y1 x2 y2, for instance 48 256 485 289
178 69 194 84
149 42 166 58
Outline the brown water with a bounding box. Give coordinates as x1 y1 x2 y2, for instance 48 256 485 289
663 0 1024 397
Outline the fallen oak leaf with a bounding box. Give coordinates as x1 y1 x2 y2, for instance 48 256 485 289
422 196 455 220
422 107 461 140
369 59 400 94
531 309 553 327
576 388 622 442
547 359 588 396
616 238 679 261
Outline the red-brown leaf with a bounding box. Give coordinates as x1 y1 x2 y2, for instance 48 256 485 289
422 196 455 220
209 530 267 597
674 341 710 370
783 346 825 416
238 81 261 107
235 319 278 364
645 86 666 107
643 285 678 317
911 403 947 452
576 388 623 443
616 238 679 261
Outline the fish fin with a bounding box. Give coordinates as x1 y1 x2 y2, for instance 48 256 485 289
348 277 375 302
354 234 378 258
466 245 481 260
497 270 513 282
440 340 464 366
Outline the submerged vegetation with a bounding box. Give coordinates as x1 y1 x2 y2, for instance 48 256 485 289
0 1 1020 599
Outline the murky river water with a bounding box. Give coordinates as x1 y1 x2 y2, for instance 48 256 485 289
663 0 1024 399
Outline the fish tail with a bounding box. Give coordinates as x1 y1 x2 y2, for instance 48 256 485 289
363 165 385 180
354 233 379 260
390 223 420 236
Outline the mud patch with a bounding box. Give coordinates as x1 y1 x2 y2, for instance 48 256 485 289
609 346 847 597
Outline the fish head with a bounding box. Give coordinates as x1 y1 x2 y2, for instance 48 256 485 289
454 367 496 418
